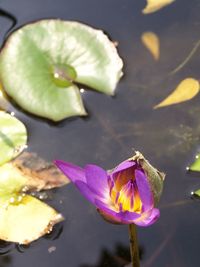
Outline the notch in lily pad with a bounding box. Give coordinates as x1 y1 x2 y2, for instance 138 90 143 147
0 19 123 121
52 63 77 88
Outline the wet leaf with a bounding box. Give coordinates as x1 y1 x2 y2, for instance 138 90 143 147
0 163 28 205
0 19 123 121
142 0 175 14
0 111 27 166
154 78 200 109
0 84 9 111
141 32 160 60
0 195 63 244
0 163 63 244
188 154 200 172
12 152 69 190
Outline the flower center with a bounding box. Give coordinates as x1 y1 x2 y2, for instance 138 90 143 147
110 179 142 213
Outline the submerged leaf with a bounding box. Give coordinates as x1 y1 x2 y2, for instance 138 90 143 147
142 0 175 14
188 154 200 172
0 195 63 244
141 31 160 60
154 78 200 109
0 111 27 166
0 19 123 121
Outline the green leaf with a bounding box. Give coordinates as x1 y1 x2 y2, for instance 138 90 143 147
188 154 200 172
0 163 27 199
0 111 27 166
0 19 123 121
193 189 200 197
0 195 63 244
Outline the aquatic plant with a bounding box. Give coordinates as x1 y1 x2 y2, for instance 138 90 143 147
0 19 123 121
55 151 165 266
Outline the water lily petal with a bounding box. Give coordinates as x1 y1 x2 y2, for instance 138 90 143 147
110 160 136 176
135 169 153 211
75 180 99 205
119 211 142 224
95 199 119 218
95 199 141 224
111 166 136 192
54 160 86 182
85 164 109 198
133 208 160 227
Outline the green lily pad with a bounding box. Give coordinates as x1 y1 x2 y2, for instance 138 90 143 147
0 111 27 166
188 154 200 172
0 163 63 244
0 19 123 121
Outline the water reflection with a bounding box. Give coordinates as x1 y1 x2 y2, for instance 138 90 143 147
0 241 13 255
0 255 12 267
0 8 16 37
80 243 146 267
15 244 30 253
0 241 13 267
80 244 131 267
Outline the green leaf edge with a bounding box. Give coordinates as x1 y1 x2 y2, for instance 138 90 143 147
0 111 27 166
189 154 200 172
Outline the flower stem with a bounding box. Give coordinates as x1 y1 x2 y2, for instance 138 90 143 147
129 224 140 267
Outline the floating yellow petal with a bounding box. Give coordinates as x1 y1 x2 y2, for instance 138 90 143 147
142 0 175 14
154 78 200 109
141 32 160 61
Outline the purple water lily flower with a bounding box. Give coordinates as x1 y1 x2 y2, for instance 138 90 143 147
54 151 165 226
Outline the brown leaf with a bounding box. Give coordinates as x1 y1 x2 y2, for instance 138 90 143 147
12 152 70 190
154 78 200 109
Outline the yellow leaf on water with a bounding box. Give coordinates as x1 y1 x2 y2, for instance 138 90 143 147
141 32 160 61
0 195 63 244
142 0 175 14
154 78 200 109
0 161 64 244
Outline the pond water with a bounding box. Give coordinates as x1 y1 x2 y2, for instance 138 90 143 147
0 0 200 266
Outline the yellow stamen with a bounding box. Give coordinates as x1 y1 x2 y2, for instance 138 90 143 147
110 180 142 213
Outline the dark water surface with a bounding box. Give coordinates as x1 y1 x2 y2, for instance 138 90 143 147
0 0 200 266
